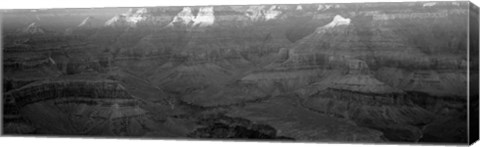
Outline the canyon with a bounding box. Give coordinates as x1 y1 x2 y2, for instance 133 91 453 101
1 1 477 144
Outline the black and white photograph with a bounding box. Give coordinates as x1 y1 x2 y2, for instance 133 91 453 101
1 0 479 146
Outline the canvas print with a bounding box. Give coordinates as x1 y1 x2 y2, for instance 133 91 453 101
1 1 479 145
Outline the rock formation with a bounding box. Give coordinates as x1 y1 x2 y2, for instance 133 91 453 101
3 78 166 136
78 16 103 28
192 7 215 27
321 15 351 28
166 7 195 27
166 7 215 29
296 5 303 11
245 5 283 22
105 8 150 27
296 59 435 141
20 22 46 34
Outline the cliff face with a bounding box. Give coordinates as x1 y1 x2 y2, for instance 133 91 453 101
302 89 434 142
21 23 46 34
104 8 152 28
2 1 472 143
3 92 36 134
239 3 468 113
227 95 386 142
5 80 132 106
2 77 169 136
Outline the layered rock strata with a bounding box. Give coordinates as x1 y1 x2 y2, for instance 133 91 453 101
3 79 163 136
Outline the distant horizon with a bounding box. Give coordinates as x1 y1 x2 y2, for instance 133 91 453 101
0 0 475 9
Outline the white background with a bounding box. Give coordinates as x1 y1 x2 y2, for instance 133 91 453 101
0 0 479 147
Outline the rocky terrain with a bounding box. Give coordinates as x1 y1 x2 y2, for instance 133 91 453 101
2 1 477 144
